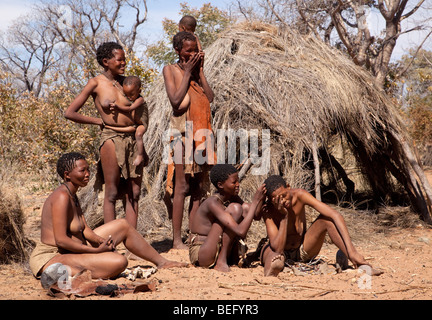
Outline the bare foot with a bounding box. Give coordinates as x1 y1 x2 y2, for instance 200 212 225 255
214 263 231 272
264 254 285 277
158 259 189 269
172 240 188 250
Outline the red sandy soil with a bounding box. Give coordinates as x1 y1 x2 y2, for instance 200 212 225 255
1 170 432 302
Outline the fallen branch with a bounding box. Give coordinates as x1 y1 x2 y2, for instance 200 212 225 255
217 282 279 298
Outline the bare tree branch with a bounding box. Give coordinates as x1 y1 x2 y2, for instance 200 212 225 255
401 0 425 21
127 0 149 51
265 0 287 25
295 0 321 38
397 28 432 78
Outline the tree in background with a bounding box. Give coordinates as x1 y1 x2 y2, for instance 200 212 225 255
394 49 432 165
147 2 232 67
0 14 61 98
0 0 151 97
0 0 156 182
397 49 432 100
233 0 431 88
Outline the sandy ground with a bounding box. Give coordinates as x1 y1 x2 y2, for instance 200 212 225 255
1 171 432 304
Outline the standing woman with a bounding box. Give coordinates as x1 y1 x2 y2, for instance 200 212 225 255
29 152 185 281
65 42 145 228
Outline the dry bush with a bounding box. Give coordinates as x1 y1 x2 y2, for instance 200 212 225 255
0 83 101 190
406 97 432 166
0 187 33 264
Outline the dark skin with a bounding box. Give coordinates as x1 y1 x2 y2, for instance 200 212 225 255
108 83 149 167
189 172 266 272
163 39 214 113
40 158 187 279
261 184 383 277
162 39 214 249
179 22 203 52
65 48 142 228
65 49 136 130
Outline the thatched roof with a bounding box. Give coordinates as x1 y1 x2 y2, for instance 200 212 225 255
82 22 432 232
144 22 400 188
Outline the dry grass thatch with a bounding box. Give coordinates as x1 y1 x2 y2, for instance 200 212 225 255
144 22 404 188
0 187 32 264
82 22 432 233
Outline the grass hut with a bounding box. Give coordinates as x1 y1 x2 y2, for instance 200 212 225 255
82 22 432 233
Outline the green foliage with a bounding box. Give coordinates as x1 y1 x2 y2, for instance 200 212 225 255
0 45 157 184
124 49 158 93
393 49 432 164
0 82 100 175
406 95 432 145
399 49 432 98
147 2 232 67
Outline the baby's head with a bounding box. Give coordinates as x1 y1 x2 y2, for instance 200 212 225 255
179 15 197 33
123 76 141 101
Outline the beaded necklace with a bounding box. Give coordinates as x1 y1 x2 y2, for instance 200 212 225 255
62 183 79 207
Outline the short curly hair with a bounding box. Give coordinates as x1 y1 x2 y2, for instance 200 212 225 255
123 75 141 88
173 31 197 51
96 42 123 67
263 175 287 197
210 164 238 189
179 15 197 31
57 152 86 180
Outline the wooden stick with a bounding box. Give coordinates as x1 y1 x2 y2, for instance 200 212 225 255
312 133 321 201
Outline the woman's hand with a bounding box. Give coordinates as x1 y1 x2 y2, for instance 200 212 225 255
198 50 205 69
96 235 115 253
183 52 201 74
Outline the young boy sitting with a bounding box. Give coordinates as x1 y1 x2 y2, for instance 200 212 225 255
259 175 383 277
188 164 265 272
107 75 149 167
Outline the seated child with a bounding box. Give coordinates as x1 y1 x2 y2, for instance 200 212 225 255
188 164 265 272
107 75 148 166
258 175 383 277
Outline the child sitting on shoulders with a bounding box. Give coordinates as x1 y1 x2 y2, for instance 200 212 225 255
179 15 202 51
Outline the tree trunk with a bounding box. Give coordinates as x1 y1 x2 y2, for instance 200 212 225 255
373 20 399 87
312 134 321 201
389 130 432 223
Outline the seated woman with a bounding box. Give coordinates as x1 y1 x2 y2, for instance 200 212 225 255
29 152 186 284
